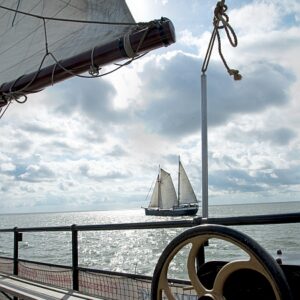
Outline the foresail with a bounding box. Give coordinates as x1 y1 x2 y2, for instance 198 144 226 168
148 177 160 208
179 162 197 204
0 1 175 105
160 169 177 209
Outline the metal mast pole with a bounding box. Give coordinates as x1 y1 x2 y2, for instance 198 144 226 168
201 73 208 218
178 156 180 207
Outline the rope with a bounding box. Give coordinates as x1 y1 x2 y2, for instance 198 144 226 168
144 179 155 202
202 0 242 80
0 100 12 119
11 0 20 26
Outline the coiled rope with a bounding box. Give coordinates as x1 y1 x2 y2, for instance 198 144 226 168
202 0 241 80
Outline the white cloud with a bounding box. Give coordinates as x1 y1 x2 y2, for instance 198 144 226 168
1 0 300 213
230 2 281 34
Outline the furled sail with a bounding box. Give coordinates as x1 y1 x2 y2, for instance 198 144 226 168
160 168 177 209
179 161 197 204
0 0 175 108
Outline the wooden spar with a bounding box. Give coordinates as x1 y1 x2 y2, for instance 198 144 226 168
0 18 175 99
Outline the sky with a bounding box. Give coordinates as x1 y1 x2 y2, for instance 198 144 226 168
0 0 300 214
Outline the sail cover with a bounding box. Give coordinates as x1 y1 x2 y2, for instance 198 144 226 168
179 162 197 204
0 0 175 104
160 168 177 209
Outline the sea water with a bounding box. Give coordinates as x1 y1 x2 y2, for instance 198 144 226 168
0 202 299 279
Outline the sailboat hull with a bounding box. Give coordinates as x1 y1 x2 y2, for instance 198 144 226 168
145 205 198 216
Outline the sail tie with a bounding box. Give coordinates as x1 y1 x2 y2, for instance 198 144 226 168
202 0 241 80
89 47 101 76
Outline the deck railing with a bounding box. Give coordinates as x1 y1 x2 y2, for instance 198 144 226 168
0 212 300 299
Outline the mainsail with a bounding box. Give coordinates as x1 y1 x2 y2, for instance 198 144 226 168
160 169 177 209
178 161 197 205
0 0 175 109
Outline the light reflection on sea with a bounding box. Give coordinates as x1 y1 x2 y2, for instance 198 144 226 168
0 202 299 279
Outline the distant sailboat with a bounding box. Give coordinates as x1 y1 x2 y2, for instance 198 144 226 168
145 159 198 216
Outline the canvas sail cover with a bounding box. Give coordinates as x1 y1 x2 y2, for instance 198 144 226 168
179 162 197 204
0 0 135 88
148 175 160 208
160 168 177 209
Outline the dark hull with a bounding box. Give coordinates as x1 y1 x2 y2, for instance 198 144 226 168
145 206 198 216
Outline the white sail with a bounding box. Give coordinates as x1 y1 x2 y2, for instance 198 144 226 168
160 168 177 209
148 175 160 208
179 161 197 204
0 0 135 86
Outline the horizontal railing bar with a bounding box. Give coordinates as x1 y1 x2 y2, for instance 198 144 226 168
0 225 71 233
0 256 13 261
78 266 153 281
194 212 300 226
18 258 72 270
0 220 194 232
0 212 299 233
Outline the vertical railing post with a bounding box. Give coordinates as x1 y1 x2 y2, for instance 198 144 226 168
13 227 19 276
71 224 79 291
13 227 20 300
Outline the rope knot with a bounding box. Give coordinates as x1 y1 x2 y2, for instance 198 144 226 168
213 1 228 27
228 69 242 81
89 65 100 76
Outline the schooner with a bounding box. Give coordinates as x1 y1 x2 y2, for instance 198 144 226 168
145 158 198 216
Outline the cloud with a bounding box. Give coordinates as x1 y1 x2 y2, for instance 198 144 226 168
227 127 297 146
107 145 128 157
134 52 293 137
209 164 300 194
230 0 300 34
52 77 130 124
79 163 131 182
230 2 281 33
22 122 60 136
1 0 300 213
17 164 56 182
0 162 16 172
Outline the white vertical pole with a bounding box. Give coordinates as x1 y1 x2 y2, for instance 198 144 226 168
201 73 208 218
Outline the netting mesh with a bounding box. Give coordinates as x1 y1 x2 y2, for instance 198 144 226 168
0 258 13 275
18 261 72 289
79 270 198 300
79 271 152 299
0 259 198 299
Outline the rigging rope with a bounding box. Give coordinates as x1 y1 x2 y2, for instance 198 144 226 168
202 0 241 80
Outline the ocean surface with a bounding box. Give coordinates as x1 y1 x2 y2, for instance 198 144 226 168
0 202 299 279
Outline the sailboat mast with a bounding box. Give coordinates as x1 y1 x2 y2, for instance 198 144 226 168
178 156 180 206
